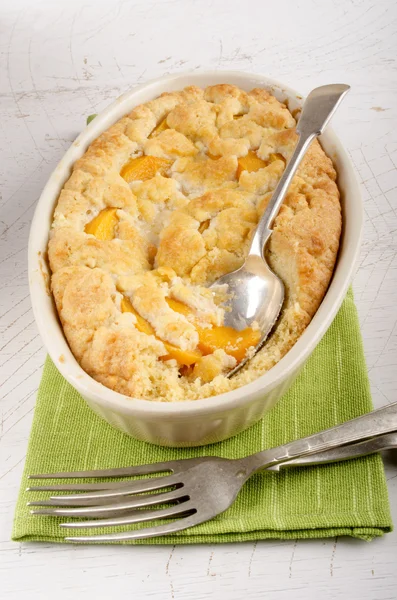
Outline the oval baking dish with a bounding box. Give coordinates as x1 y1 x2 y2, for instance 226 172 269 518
28 71 362 447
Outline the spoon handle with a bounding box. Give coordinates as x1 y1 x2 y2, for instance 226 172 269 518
249 84 350 258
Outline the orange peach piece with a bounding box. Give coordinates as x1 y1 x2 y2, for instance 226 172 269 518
120 155 173 183
121 296 202 366
84 207 118 241
161 345 202 366
166 298 260 363
197 326 261 363
121 296 155 335
149 118 169 138
237 150 267 178
269 152 286 164
165 297 192 317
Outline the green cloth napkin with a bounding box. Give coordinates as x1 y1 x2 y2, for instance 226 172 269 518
12 289 392 544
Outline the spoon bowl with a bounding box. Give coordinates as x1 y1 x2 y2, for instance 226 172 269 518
214 254 284 376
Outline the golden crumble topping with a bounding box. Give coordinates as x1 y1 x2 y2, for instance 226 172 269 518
48 84 341 402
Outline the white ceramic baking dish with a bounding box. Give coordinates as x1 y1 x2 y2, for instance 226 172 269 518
28 71 362 447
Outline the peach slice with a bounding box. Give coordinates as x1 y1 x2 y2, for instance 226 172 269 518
237 151 267 178
166 298 260 363
149 118 169 138
165 298 192 317
269 152 286 164
197 326 261 363
84 207 118 240
161 345 202 366
120 155 173 183
121 296 202 366
121 296 155 335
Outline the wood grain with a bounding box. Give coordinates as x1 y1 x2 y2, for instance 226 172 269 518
1 0 396 597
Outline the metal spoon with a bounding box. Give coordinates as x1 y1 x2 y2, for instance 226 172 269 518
213 84 350 377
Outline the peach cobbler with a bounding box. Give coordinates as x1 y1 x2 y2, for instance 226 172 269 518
48 84 341 401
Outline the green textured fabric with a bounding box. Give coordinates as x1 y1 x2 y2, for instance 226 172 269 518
12 289 392 544
86 114 97 125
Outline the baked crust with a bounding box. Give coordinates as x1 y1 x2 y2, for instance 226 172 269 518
48 84 341 401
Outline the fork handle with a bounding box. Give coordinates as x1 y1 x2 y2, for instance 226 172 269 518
246 401 397 473
268 431 397 471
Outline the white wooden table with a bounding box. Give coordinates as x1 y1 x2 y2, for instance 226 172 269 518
1 0 396 597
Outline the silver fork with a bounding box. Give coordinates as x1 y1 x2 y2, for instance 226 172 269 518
28 401 397 542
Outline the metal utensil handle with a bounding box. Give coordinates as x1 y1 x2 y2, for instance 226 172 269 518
247 401 397 473
270 431 397 470
249 83 350 258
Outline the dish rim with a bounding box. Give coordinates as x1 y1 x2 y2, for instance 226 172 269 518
28 69 363 419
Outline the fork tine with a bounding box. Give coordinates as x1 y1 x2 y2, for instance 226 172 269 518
29 488 187 517
27 460 189 480
60 501 195 529
64 514 203 542
26 481 134 492
27 473 182 504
